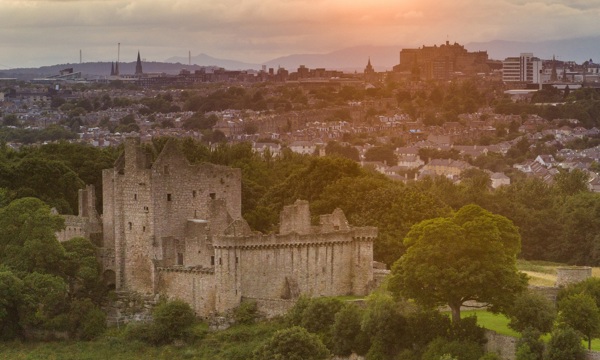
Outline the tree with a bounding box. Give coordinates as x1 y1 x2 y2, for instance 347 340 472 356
253 326 330 360
361 293 412 358
151 299 196 344
364 146 397 166
19 272 69 331
331 304 369 356
558 293 600 349
557 277 600 308
545 326 585 360
554 169 590 196
507 290 556 334
516 328 545 360
0 197 66 275
390 204 527 323
0 268 24 340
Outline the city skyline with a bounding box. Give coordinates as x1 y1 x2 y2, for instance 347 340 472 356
1 0 600 69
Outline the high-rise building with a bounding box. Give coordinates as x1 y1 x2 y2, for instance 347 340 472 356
502 53 542 83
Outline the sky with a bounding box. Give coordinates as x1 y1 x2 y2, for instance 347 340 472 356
1 0 600 69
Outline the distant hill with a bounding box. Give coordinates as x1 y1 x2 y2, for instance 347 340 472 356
466 37 600 62
165 53 261 71
262 45 400 72
167 47 400 72
0 62 209 80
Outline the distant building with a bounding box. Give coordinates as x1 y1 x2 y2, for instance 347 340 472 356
364 57 376 82
502 53 542 84
394 41 490 80
490 172 511 189
135 51 143 76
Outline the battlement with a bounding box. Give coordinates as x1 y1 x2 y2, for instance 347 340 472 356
213 228 377 250
75 137 377 317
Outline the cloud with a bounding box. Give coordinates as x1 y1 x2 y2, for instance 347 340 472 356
2 0 600 67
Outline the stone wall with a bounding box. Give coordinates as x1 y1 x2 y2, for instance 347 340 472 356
103 291 159 327
100 138 378 318
556 266 592 287
157 267 217 317
214 231 375 305
485 330 517 360
244 297 295 318
485 329 600 360
529 285 560 302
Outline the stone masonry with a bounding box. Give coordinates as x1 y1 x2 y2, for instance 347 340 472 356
61 137 377 317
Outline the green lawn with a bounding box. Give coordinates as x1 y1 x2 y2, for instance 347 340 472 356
0 322 283 360
461 310 520 337
462 309 600 352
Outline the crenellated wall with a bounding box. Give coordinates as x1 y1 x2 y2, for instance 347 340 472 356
79 137 378 319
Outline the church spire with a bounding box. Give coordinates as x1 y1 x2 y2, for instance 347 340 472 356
551 55 558 82
364 57 374 74
135 51 143 75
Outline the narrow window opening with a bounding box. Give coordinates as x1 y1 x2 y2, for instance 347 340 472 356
167 193 172 201
334 225 340 230
192 190 197 198
219 257 222 265
211 256 215 266
209 193 216 200
236 257 239 264
128 222 132 230
142 226 146 232
134 193 137 201
194 210 197 218
143 206 149 212
177 253 184 266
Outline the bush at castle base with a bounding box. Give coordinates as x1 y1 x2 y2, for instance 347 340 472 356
252 326 330 360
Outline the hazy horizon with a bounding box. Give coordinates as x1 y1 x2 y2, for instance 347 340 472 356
1 0 599 69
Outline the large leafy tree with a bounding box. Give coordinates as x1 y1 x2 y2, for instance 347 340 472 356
0 197 65 274
558 293 600 350
390 204 527 323
507 290 556 334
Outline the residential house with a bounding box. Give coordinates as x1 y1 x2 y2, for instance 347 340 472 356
490 172 511 188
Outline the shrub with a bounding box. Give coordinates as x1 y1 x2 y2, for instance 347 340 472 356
125 299 196 345
545 326 585 360
407 309 451 351
152 299 196 344
516 328 544 360
421 337 484 360
253 326 330 360
233 300 258 325
300 297 344 334
331 304 369 356
508 291 556 334
68 298 106 340
449 315 487 345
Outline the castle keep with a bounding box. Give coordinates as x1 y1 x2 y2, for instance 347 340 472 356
60 138 377 316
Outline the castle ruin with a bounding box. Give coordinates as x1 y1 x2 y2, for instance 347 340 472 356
58 138 377 317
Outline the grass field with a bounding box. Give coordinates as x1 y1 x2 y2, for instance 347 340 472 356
0 322 284 360
464 309 600 351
